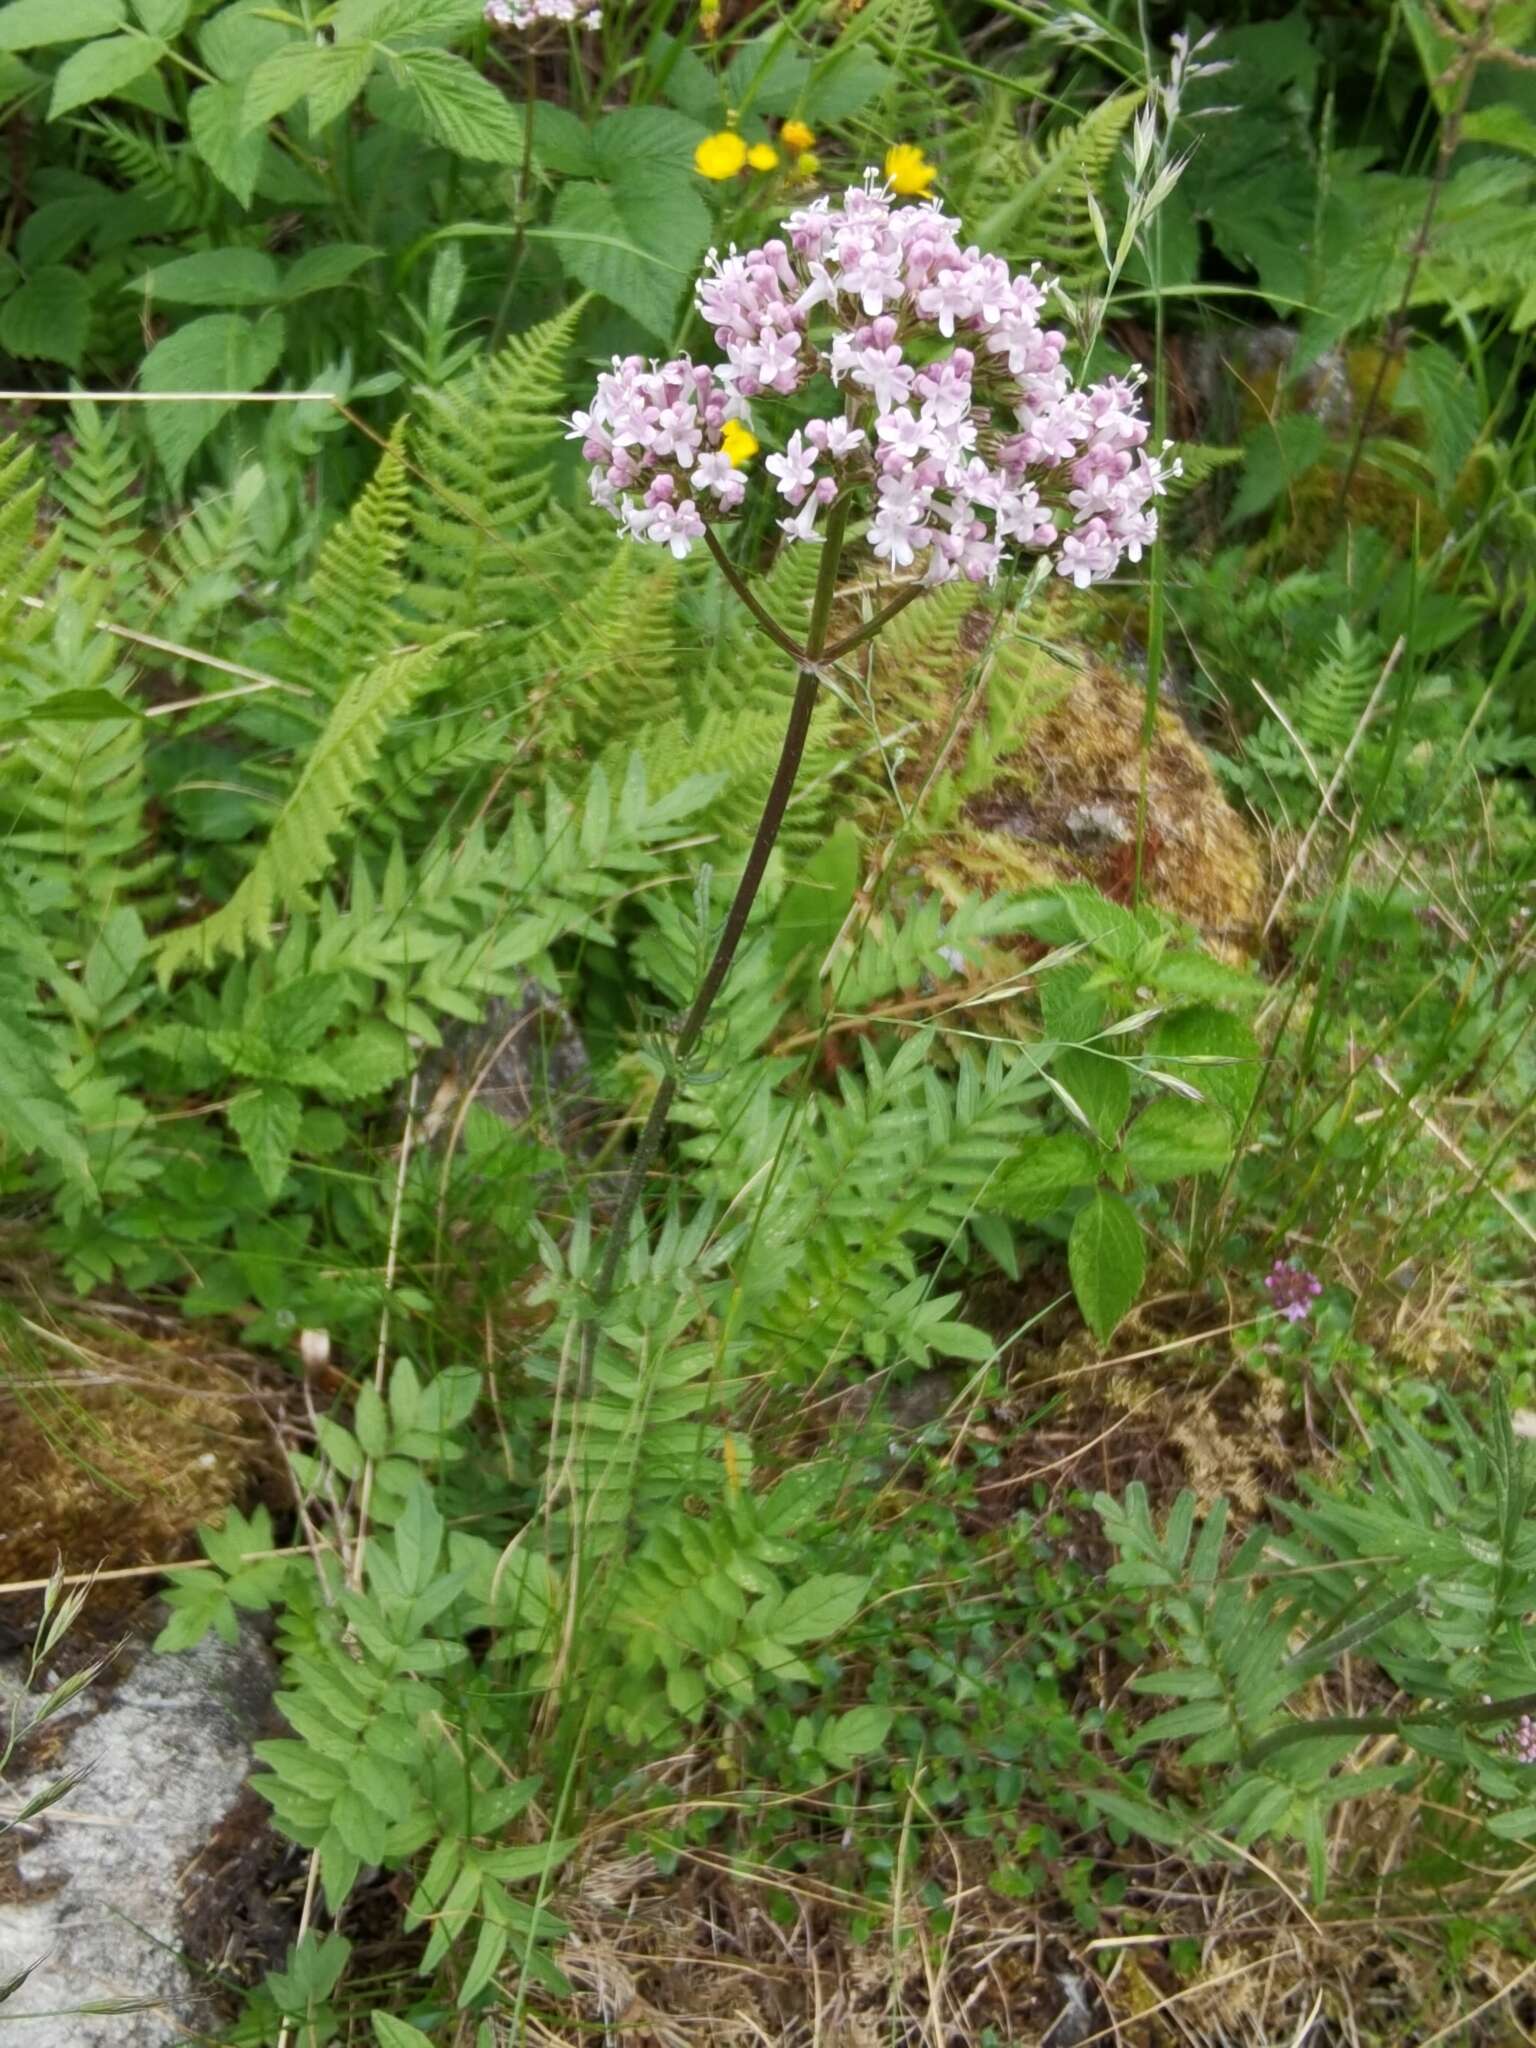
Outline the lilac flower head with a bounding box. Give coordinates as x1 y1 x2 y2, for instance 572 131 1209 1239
1265 1258 1323 1324
1506 1714 1536 1765
568 169 1175 580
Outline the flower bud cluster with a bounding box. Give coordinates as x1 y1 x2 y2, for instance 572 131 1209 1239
484 0 601 30
569 169 1176 588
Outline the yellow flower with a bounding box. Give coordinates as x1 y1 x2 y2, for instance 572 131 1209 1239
884 142 936 197
780 118 815 153
720 419 759 467
746 141 779 171
695 130 748 180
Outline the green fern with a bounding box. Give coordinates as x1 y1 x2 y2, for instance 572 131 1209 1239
974 90 1145 288
157 640 452 979
413 298 587 635
50 403 146 595
282 427 412 706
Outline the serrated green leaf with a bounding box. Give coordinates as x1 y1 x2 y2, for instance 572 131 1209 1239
992 1130 1101 1219
227 1084 301 1198
1051 1047 1131 1143
1068 1189 1145 1342
0 0 123 48
383 46 524 161
1147 1006 1262 1124
187 80 265 205
138 310 285 488
549 168 709 341
133 247 281 307
50 30 163 114
752 1572 868 1647
1122 1098 1233 1183
0 265 91 367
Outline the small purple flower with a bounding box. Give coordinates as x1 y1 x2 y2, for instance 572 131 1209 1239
1500 1714 1536 1765
1264 1257 1323 1324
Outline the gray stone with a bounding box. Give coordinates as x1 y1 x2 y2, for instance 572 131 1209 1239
0 1620 272 2047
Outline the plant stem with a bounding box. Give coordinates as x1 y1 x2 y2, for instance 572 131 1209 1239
702 525 809 665
581 501 851 1333
492 44 540 351
1246 1685 1536 1770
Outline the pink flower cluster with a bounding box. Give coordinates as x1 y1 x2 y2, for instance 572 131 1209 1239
568 171 1176 589
1264 1258 1323 1324
573 358 745 559
484 0 600 30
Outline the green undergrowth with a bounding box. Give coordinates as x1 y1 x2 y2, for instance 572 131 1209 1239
3 1 1536 2043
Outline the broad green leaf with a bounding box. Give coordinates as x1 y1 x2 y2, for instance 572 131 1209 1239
1121 1098 1233 1183
242 40 332 128
188 81 265 205
1051 1046 1130 1143
589 104 707 180
754 1572 868 1647
1228 413 1327 526
372 2016 435 2048
49 30 164 115
803 44 888 120
0 0 123 50
549 169 708 342
1068 1189 1145 1342
138 310 285 487
0 265 91 367
132 247 282 307
992 1131 1102 1220
530 96 595 173
132 0 185 32
0 686 144 723
227 1083 301 1198
1147 1006 1262 1124
199 0 290 80
383 46 525 161
304 37 374 129
281 243 380 298
774 820 860 968
819 1704 894 1767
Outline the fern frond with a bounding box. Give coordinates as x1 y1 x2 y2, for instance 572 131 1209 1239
413 298 586 633
157 640 452 979
536 542 685 755
89 117 212 230
0 596 155 920
0 440 62 648
282 427 412 705
975 90 1144 285
50 403 145 595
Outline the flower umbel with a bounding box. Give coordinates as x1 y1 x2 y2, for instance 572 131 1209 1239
569 170 1175 587
484 0 600 27
884 143 937 196
695 131 748 179
781 118 816 153
1265 1258 1323 1324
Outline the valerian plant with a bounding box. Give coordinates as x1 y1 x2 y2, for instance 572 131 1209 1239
567 166 1179 1339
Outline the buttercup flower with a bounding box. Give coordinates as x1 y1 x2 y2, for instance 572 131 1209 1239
781 118 816 153
1265 1258 1323 1324
569 170 1175 586
884 143 937 196
747 142 780 171
720 418 759 466
696 131 749 179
